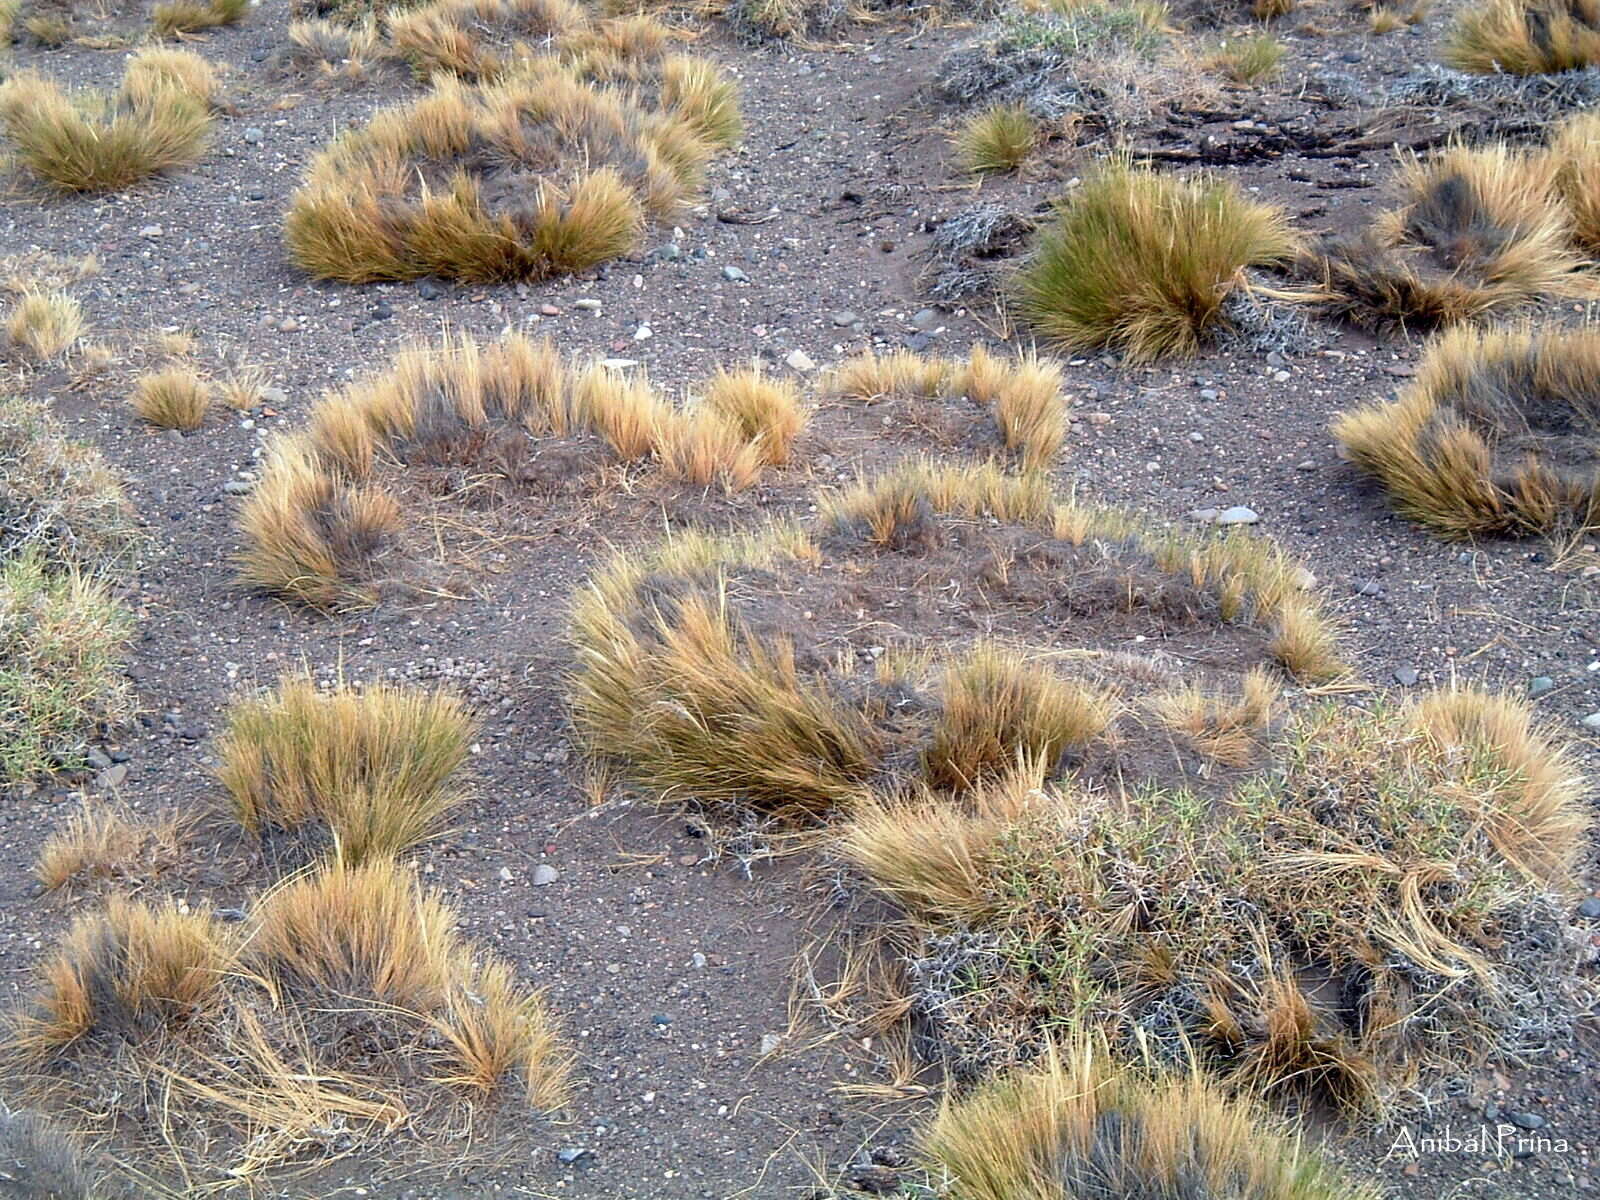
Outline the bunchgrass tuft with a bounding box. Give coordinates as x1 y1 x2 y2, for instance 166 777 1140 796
1445 0 1600 74
36 802 188 892
1209 33 1286 83
828 345 1069 470
217 673 473 865
834 688 1590 1104
701 364 808 466
152 0 248 37
570 462 1346 827
0 552 134 784
922 1041 1380 1200
4 287 85 362
1332 324 1600 539
121 47 222 110
8 897 233 1059
130 365 211 431
1312 143 1585 330
1545 110 1600 253
0 395 138 574
0 68 211 194
1015 159 1298 362
0 1109 99 1200
284 60 729 284
954 103 1037 175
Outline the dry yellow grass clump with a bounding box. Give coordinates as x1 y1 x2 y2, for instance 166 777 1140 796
1015 159 1299 362
0 54 214 193
953 103 1037 175
1332 324 1600 539
36 802 188 892
217 674 473 864
570 461 1345 827
923 1042 1379 1200
829 345 1068 470
237 334 805 608
130 365 211 430
152 0 247 36
387 0 593 81
1312 144 1587 330
3 857 572 1185
3 286 85 361
832 688 1589 1107
284 52 736 284
1446 0 1600 74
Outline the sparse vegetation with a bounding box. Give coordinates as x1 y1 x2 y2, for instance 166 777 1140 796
121 46 221 110
0 395 138 573
0 552 134 783
130 365 210 431
1015 160 1298 362
1445 0 1600 75
217 674 473 865
954 103 1037 175
831 688 1589 1104
571 462 1344 827
1333 324 1600 539
923 1042 1380 1200
0 1109 100 1200
1311 144 1585 330
0 63 212 194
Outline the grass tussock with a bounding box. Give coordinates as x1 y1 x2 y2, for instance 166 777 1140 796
4 287 85 362
1148 663 1280 766
235 435 403 610
954 103 1037 175
284 57 732 284
217 674 473 864
0 65 212 194
1544 110 1600 253
0 395 138 574
152 0 247 37
8 897 232 1059
121 47 222 110
1445 0 1600 74
1015 159 1298 362
130 365 211 431
0 1109 99 1200
701 364 808 466
829 344 1069 470
36 802 187 892
1312 144 1586 331
1332 324 1600 539
922 1041 1379 1200
240 334 791 607
1209 33 1286 83
253 856 573 1106
285 17 383 82
835 687 1589 1103
0 552 134 784
570 462 1346 827
387 0 592 81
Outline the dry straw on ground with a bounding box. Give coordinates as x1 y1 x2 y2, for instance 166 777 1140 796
828 687 1589 1108
237 333 807 608
1333 324 1600 539
0 52 214 193
1015 159 1298 362
570 461 1345 829
1311 144 1588 330
922 1041 1380 1200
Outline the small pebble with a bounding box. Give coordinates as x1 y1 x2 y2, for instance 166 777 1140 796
785 349 816 371
1393 667 1419 687
1529 676 1555 698
532 864 559 886
721 266 748 282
